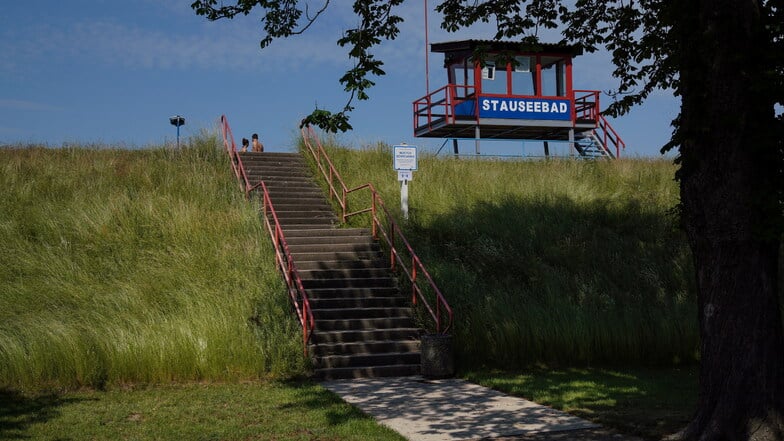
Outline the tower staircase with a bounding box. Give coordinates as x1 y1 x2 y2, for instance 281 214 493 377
239 151 421 379
574 132 611 158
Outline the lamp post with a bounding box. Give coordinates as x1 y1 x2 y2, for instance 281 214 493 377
169 115 185 148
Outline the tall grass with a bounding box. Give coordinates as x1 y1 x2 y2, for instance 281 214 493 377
303 139 698 367
0 132 305 391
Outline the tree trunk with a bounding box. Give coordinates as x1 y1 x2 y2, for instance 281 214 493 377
673 0 784 439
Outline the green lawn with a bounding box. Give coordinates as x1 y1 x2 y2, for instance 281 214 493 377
1 368 696 441
0 381 405 441
463 367 697 440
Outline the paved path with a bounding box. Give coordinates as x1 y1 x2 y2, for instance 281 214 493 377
322 377 641 441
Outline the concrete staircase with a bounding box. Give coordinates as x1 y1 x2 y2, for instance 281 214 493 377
239 151 421 379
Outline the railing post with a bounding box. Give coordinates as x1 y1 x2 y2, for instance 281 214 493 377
426 94 432 127
570 91 577 124
389 221 396 270
411 258 417 305
436 300 441 333
303 325 308 356
329 168 334 200
446 85 452 124
342 188 348 223
371 196 377 239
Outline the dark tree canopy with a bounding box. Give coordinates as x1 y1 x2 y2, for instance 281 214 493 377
193 1 784 440
192 0 781 137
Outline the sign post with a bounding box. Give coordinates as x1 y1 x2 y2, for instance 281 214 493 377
393 144 417 220
169 115 185 148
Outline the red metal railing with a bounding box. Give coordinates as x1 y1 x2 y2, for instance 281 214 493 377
413 84 476 132
220 115 315 353
574 90 600 121
301 125 453 334
414 87 625 158
596 114 626 159
220 115 250 192
573 91 626 158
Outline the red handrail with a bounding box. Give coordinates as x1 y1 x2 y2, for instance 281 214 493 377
220 115 315 354
597 114 626 159
301 125 453 334
413 84 476 132
572 91 626 158
573 90 600 122
220 115 251 195
258 180 315 350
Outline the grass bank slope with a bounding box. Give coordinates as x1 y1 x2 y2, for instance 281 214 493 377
310 141 697 368
0 135 305 391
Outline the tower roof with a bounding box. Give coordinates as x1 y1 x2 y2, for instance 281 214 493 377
430 39 583 57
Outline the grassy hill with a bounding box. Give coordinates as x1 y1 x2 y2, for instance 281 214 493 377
308 139 698 368
1 131 699 392
0 135 306 391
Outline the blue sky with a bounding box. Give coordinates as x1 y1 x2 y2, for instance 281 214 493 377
1 0 679 158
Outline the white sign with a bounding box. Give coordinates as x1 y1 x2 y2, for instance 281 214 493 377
393 145 418 171
398 170 413 181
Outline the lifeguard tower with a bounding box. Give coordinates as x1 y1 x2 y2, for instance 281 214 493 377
413 40 626 158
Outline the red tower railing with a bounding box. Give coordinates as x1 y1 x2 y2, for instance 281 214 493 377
413 87 626 158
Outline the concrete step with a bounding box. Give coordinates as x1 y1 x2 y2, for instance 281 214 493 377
262 186 322 195
305 287 400 298
244 166 309 175
268 207 335 218
313 307 412 320
248 179 316 191
304 274 397 289
237 152 305 165
308 296 408 309
298 267 392 279
244 164 308 172
245 171 313 180
282 224 339 231
310 340 420 357
313 351 420 369
274 217 337 226
295 259 386 271
269 202 333 212
311 328 420 344
252 188 325 199
287 235 374 246
240 156 306 164
283 228 371 238
287 243 378 254
247 172 311 181
315 317 415 332
301 277 396 289
314 364 420 380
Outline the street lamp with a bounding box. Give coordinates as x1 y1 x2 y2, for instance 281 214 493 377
169 115 185 148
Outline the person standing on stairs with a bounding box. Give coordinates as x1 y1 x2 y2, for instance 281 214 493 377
251 133 264 152
240 137 249 152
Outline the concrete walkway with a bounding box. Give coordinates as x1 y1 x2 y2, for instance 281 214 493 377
322 377 639 441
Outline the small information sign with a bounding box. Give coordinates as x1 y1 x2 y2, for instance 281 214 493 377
393 145 418 171
398 170 413 181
